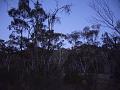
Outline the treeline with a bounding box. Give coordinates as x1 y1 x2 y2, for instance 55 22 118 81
0 39 120 90
0 0 120 90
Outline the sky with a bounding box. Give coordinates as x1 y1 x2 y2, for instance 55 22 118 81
0 0 120 40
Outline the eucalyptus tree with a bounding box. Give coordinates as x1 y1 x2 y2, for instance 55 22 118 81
81 24 100 45
0 39 5 52
8 0 30 51
67 31 82 48
29 0 47 48
46 32 66 50
47 2 71 31
45 2 71 50
102 32 120 49
90 0 120 35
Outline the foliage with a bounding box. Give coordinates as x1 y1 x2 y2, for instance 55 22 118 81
67 31 82 47
81 24 100 45
0 0 120 90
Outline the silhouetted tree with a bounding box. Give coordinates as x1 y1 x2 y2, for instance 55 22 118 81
81 24 100 45
90 0 120 35
46 2 71 50
102 32 120 49
0 39 5 52
29 0 47 48
8 0 30 51
67 31 82 48
44 31 66 50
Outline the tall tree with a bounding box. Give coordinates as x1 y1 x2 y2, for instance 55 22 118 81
29 0 47 48
90 0 120 35
46 2 71 50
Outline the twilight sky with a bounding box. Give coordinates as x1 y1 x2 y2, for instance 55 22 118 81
0 0 120 40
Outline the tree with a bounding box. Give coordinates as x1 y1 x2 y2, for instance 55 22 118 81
8 0 30 51
67 31 82 47
41 30 66 50
102 32 120 49
46 2 71 50
90 0 120 35
0 39 5 52
81 24 100 45
47 2 71 31
7 0 71 51
47 32 66 50
29 0 47 48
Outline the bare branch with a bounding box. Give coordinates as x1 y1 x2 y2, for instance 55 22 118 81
89 0 120 35
47 2 71 31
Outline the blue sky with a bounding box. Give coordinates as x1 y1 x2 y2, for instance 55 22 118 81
0 0 120 40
